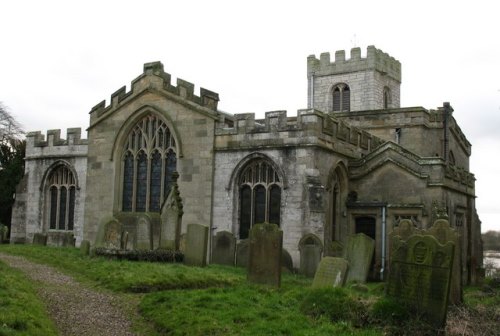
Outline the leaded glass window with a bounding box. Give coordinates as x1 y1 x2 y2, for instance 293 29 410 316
238 160 282 239
47 165 76 231
122 114 177 212
332 84 350 112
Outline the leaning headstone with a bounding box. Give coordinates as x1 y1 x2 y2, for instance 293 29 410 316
235 239 249 268
80 240 91 256
212 231 236 266
184 224 209 267
160 172 183 250
312 257 349 288
425 219 462 304
299 234 323 277
94 217 122 249
247 223 283 287
345 233 375 283
32 233 47 246
389 219 422 256
387 234 455 327
136 216 152 250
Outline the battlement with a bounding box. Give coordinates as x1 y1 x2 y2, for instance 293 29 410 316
26 128 88 148
307 46 401 82
89 61 220 121
215 109 385 155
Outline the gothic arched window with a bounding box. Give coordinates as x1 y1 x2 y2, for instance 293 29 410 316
47 165 76 231
238 160 282 239
383 87 391 109
122 114 177 212
332 84 350 112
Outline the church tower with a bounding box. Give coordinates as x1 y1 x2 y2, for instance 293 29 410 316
307 46 401 113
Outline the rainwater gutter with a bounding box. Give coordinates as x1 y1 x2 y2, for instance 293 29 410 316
380 205 387 281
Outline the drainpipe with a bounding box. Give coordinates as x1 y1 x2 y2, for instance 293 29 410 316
380 205 387 281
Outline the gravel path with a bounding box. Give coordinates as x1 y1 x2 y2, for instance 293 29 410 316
0 253 137 336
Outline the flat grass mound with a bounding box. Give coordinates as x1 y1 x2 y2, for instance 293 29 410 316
0 260 57 336
0 245 242 292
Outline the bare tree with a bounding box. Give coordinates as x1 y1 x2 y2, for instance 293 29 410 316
0 102 24 144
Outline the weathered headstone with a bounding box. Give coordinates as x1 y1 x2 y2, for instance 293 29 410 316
387 234 455 327
184 224 209 267
120 231 129 250
281 248 294 273
312 257 349 288
94 217 122 249
345 233 375 283
247 223 283 287
160 172 183 250
80 240 91 256
136 216 152 250
425 219 462 304
61 232 75 247
299 234 323 277
32 233 47 246
0 225 8 243
329 240 345 257
235 239 249 268
389 219 422 256
212 231 236 266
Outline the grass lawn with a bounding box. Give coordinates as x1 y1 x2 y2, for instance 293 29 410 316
0 244 498 336
0 259 57 336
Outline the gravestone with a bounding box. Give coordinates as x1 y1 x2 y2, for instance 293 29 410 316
425 219 462 304
299 234 323 277
345 233 375 283
136 216 152 250
160 172 183 250
389 219 422 256
235 239 249 268
184 224 209 267
80 240 91 256
312 257 349 288
281 248 294 273
121 231 129 250
212 231 236 266
387 234 455 327
94 217 122 249
247 223 283 287
32 233 47 246
61 232 75 247
0 225 8 243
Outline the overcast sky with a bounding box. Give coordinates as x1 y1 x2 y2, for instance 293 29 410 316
1 0 499 232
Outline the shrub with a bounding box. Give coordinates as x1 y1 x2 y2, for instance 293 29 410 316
94 247 183 263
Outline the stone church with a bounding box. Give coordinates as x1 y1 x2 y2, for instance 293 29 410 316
10 46 483 283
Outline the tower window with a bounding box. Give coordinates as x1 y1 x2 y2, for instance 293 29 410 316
332 84 350 112
122 114 177 213
383 87 391 109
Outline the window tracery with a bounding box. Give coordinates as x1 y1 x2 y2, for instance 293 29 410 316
47 165 76 231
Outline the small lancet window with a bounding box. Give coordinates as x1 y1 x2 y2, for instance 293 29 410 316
332 84 350 112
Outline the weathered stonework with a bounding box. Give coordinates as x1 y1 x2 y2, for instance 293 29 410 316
10 46 482 285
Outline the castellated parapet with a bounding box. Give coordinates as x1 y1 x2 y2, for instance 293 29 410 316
308 46 401 112
89 61 220 126
25 128 88 158
215 109 385 157
307 46 401 82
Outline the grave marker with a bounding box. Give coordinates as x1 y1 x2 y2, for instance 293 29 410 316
136 216 152 250
387 234 455 327
345 233 375 283
247 223 283 287
32 233 47 246
160 172 183 250
80 240 91 255
212 231 236 266
312 257 349 288
299 234 323 277
184 224 209 267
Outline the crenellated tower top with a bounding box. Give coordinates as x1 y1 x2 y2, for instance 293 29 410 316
307 46 402 113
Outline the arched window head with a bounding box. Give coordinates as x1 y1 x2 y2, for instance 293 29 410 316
238 159 282 239
332 84 350 112
122 114 177 213
383 87 391 109
47 165 76 231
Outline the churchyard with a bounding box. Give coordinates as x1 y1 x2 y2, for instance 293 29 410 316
0 240 499 335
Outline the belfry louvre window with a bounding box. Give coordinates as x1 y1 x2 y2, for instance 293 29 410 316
48 165 76 231
239 160 281 239
332 84 350 112
122 114 177 212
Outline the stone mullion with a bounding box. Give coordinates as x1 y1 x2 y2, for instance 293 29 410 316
132 153 138 212
160 151 166 208
55 186 61 230
146 153 152 212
